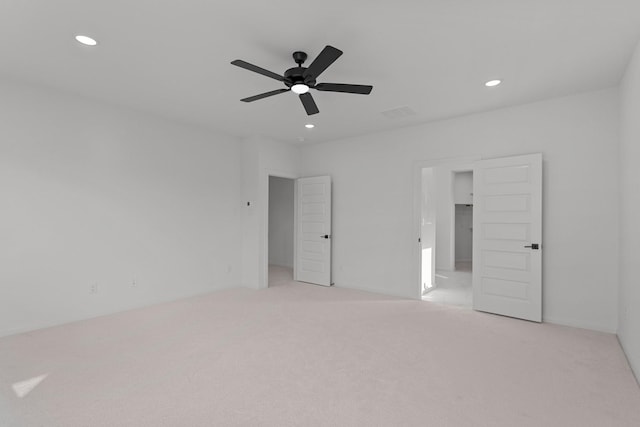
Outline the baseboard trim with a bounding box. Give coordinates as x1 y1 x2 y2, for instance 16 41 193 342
543 316 617 334
332 282 415 300
0 283 241 339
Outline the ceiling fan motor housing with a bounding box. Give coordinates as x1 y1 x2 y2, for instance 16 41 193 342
284 52 317 87
284 66 316 88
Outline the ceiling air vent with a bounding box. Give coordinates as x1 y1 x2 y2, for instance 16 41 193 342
381 106 417 120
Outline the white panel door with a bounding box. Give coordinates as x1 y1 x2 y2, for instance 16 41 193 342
295 176 332 286
473 154 542 322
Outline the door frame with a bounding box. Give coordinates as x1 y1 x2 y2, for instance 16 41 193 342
260 170 298 289
412 156 480 300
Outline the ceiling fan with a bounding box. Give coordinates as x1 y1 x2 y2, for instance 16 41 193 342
231 45 373 116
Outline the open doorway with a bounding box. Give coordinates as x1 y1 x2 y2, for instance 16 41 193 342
420 165 474 308
268 176 295 287
416 154 543 320
454 170 473 272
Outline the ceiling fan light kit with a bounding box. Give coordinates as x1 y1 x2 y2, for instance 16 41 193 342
291 83 309 94
231 45 373 116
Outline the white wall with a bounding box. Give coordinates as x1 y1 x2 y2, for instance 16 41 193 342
300 88 620 332
268 176 294 268
453 171 473 205
619 40 640 379
0 79 243 337
434 166 454 271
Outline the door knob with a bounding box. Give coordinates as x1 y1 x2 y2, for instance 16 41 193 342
321 235 331 239
524 243 539 250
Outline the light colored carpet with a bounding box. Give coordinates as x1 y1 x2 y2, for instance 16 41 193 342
1 266 639 426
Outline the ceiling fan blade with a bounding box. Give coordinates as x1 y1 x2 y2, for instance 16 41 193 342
315 83 373 95
231 59 284 82
303 45 343 79
240 89 289 103
299 93 319 115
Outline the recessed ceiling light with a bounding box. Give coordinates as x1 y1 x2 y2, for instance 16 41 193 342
485 79 502 87
305 124 315 129
75 35 98 46
291 84 310 94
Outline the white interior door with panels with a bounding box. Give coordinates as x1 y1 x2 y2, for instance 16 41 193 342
472 153 542 322
295 176 332 286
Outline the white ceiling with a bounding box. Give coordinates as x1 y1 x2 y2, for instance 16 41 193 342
2 0 640 144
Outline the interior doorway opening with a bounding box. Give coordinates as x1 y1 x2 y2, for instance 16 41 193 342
267 176 295 287
420 165 474 308
416 153 542 321
454 170 473 272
